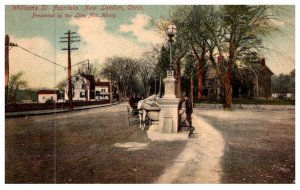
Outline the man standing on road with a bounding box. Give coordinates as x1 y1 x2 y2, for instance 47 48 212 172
179 94 194 131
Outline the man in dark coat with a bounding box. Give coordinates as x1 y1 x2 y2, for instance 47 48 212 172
179 95 193 130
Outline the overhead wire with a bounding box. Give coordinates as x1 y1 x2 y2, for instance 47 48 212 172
17 45 66 69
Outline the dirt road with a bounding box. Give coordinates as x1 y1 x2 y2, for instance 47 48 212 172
5 104 187 183
196 109 295 183
5 104 294 183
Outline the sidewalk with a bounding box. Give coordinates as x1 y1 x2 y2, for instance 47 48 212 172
155 113 225 183
5 102 119 118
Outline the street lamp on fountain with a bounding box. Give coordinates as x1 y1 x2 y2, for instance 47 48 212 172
156 24 179 133
166 24 177 72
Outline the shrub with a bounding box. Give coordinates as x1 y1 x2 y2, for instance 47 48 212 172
45 99 55 104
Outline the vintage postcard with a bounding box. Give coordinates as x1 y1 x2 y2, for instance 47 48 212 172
4 2 295 185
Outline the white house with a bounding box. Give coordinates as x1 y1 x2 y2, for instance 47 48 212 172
95 80 110 100
64 74 90 101
63 74 110 101
38 90 57 103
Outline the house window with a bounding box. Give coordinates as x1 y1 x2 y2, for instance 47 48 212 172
96 91 100 96
43 96 45 99
101 89 106 92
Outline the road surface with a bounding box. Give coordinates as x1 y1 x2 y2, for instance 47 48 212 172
5 104 187 183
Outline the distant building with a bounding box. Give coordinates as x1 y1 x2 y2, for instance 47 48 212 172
95 79 110 100
64 74 111 101
203 64 221 100
38 90 57 103
272 92 295 100
233 58 274 99
203 58 274 100
64 74 91 101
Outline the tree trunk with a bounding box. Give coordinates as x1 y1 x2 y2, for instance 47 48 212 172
197 57 203 100
190 69 194 107
223 68 232 108
145 82 150 97
117 83 124 102
176 63 181 98
174 52 187 98
199 49 205 100
192 45 205 100
223 41 234 108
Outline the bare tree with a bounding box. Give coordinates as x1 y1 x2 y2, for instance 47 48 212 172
101 56 138 101
137 57 156 97
165 5 218 99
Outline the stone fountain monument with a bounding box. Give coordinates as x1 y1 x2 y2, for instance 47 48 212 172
157 70 179 133
147 24 180 136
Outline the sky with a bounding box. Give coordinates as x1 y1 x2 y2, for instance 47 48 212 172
5 5 295 89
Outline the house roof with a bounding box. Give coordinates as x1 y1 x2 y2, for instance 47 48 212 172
95 81 110 87
38 90 57 94
81 74 95 90
81 74 95 82
259 65 274 75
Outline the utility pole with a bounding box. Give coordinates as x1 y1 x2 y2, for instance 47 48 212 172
60 30 80 110
5 35 17 104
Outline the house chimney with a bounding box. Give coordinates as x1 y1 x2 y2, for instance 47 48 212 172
261 58 266 66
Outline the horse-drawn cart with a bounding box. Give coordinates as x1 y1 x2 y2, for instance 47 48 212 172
127 95 160 129
127 97 141 126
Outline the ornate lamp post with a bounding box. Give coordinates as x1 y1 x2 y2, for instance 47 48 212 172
157 24 180 133
166 24 177 72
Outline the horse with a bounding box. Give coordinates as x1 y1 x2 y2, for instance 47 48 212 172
137 94 160 130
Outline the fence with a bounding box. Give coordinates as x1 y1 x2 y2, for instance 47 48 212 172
5 100 110 112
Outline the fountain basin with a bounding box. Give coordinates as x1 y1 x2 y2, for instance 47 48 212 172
147 109 161 121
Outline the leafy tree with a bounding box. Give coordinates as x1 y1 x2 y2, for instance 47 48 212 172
182 53 197 100
8 71 28 103
152 46 171 97
290 69 295 94
16 89 38 102
206 5 280 108
271 73 294 97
